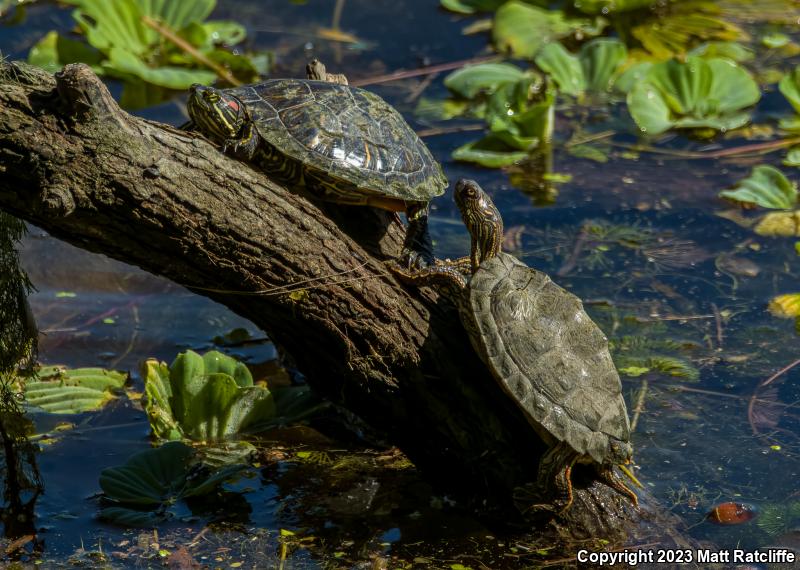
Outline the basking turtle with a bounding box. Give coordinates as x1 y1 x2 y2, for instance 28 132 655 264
394 179 639 513
185 61 447 268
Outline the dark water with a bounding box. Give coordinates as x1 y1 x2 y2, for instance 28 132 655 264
3 0 800 567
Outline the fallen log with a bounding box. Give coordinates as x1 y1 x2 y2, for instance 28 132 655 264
0 60 651 538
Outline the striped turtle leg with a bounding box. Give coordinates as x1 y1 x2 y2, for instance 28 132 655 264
596 465 639 507
514 441 580 514
223 122 260 161
389 259 467 300
402 202 435 269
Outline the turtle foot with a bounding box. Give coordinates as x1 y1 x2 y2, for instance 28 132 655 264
513 482 574 516
400 249 432 271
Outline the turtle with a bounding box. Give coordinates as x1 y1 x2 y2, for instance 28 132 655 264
392 179 639 513
185 60 447 268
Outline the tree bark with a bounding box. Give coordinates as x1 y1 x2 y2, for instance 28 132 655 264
0 61 648 538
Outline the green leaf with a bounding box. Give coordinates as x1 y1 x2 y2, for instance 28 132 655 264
200 20 247 45
100 441 195 505
567 143 609 162
762 32 790 48
754 211 800 237
104 46 217 89
619 366 650 377
444 63 527 99
452 135 529 167
493 1 603 60
630 2 743 59
66 0 153 56
246 386 329 432
99 441 248 521
143 359 181 440
719 165 798 209
137 0 215 31
769 293 800 318
580 38 628 94
535 42 584 97
202 350 253 387
440 0 508 14
144 350 278 442
535 39 627 98
27 31 103 73
23 366 127 414
688 41 755 62
572 0 652 15
613 61 652 94
415 97 472 121
784 146 800 167
99 506 167 527
627 57 760 135
779 67 800 115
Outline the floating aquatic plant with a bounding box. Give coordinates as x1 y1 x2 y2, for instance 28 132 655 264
616 354 700 382
99 441 248 526
19 366 128 414
27 0 265 108
628 1 744 59
492 1 604 60
778 66 800 131
627 57 760 136
753 211 800 237
534 38 629 99
719 165 797 210
144 349 323 442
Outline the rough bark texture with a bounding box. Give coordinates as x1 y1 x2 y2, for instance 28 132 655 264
0 62 648 538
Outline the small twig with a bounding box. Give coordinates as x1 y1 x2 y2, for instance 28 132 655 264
748 358 800 435
630 378 648 433
556 223 591 277
350 54 501 87
189 261 373 296
141 15 241 86
416 123 485 138
610 136 800 160
564 129 616 148
711 303 724 350
404 71 439 103
633 314 715 322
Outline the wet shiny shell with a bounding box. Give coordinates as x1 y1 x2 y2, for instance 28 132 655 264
226 80 447 202
464 253 631 464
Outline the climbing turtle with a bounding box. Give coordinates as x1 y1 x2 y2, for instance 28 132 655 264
394 179 639 513
185 61 447 268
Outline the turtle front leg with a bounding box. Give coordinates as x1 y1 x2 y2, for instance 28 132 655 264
402 202 435 269
596 464 639 507
223 122 260 161
514 442 579 514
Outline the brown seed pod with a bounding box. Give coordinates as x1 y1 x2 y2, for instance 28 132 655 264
706 502 757 525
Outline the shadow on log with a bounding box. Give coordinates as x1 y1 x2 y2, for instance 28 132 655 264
0 61 687 543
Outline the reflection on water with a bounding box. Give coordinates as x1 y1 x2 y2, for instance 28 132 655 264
2 0 800 567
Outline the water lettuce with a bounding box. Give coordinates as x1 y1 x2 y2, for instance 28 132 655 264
627 57 760 135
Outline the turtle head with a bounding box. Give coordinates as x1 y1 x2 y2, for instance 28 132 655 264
454 179 503 271
187 84 248 143
607 439 633 465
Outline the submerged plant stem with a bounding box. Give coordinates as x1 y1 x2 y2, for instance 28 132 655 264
630 378 648 433
611 136 800 160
